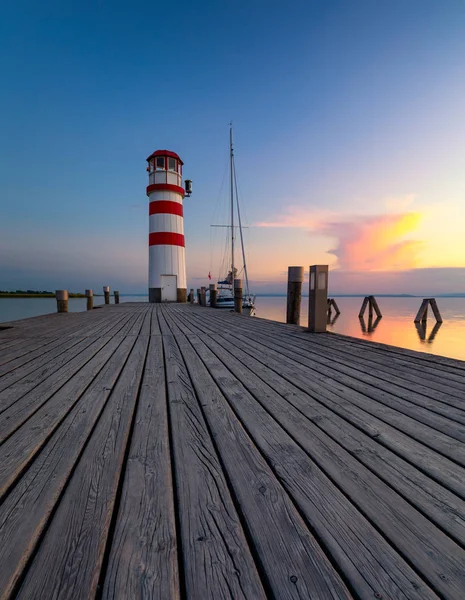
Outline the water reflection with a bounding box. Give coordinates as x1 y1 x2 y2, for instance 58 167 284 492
359 315 382 335
252 296 465 361
327 312 340 326
414 320 442 343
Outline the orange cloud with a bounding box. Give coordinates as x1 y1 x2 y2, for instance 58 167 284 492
320 213 423 271
256 207 423 272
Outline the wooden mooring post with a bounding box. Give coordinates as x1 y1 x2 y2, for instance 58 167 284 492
85 289 93 311
103 286 110 305
114 291 120 304
234 278 243 314
308 265 328 333
209 283 218 308
286 266 304 325
56 290 68 313
359 296 382 320
189 289 194 304
200 287 207 307
414 298 443 323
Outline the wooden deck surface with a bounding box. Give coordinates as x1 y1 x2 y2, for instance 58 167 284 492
1 302 465 599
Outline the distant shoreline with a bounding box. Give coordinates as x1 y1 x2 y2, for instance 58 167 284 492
0 293 86 298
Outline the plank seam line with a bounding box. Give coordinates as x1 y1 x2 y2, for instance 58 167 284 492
95 335 151 600
4 334 140 598
162 332 187 600
168 332 275 600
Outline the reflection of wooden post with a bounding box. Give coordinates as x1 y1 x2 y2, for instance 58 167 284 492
103 286 110 305
56 290 69 313
85 289 93 311
286 266 304 325
114 291 120 304
234 278 243 314
209 283 218 308
414 298 442 323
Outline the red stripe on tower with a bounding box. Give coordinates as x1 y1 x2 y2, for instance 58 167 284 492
149 232 185 247
149 201 183 216
146 183 185 196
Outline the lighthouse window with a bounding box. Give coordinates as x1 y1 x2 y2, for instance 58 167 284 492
168 157 176 172
156 157 165 170
178 163 182 174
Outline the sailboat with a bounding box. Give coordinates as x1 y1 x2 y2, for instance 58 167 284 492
209 125 256 311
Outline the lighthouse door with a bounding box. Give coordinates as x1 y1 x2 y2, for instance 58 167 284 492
161 275 177 302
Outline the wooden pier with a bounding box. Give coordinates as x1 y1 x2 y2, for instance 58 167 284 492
1 303 465 599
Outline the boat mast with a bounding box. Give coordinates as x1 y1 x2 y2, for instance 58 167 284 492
233 157 250 298
230 124 235 288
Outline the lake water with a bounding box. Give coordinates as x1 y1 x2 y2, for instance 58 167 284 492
1 295 464 362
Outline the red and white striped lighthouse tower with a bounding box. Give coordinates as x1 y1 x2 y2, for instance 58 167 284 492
146 150 191 303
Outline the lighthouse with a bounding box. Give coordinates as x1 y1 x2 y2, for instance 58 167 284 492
146 150 192 303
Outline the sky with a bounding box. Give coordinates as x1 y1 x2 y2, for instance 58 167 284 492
1 0 464 294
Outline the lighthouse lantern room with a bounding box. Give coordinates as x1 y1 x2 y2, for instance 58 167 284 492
146 149 190 303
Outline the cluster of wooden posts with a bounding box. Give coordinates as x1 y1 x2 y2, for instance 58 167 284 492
55 286 120 313
187 279 244 313
283 266 443 333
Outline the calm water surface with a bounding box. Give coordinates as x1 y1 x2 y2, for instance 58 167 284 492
1 295 464 361
254 296 465 362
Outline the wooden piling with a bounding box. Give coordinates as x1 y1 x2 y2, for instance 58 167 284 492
308 265 328 333
286 266 304 325
234 278 243 314
189 289 194 304
200 287 207 307
359 296 382 319
414 298 442 323
55 290 68 313
114 291 120 304
85 289 93 311
103 286 110 305
196 288 201 305
209 283 218 308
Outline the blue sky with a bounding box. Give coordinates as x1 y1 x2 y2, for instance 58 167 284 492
1 0 464 293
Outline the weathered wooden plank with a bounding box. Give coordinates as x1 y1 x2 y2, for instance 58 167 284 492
298 332 465 396
0 334 127 499
0 335 136 598
0 335 114 440
190 310 465 465
102 335 179 600
196 323 465 547
174 307 465 499
15 336 149 599
175 332 423 599
163 334 267 599
184 332 465 598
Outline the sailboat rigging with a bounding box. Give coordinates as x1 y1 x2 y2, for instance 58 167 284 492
209 125 256 310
